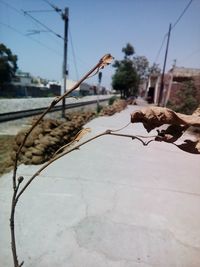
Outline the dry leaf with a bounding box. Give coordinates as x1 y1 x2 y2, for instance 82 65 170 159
74 128 91 142
100 54 114 69
131 107 200 154
176 140 200 154
155 125 187 143
131 107 200 132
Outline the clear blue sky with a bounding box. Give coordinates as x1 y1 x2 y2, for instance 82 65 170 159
0 0 199 88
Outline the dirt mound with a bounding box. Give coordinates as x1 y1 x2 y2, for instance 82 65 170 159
11 111 95 165
99 99 127 116
10 99 128 166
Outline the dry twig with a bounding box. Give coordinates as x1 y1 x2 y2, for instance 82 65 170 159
131 106 200 154
10 54 114 267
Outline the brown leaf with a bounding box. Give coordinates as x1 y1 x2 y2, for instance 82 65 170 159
74 128 91 142
131 107 200 154
131 107 200 132
155 125 187 143
176 140 200 154
100 54 114 69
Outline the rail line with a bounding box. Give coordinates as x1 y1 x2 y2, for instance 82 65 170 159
0 98 109 122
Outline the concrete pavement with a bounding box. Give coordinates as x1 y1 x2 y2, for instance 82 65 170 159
0 103 200 267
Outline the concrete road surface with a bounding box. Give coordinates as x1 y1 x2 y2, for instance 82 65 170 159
0 103 200 267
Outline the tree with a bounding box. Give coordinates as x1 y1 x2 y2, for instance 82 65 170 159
0 43 18 86
148 63 161 75
132 55 149 89
112 43 152 98
112 43 138 98
133 55 149 80
122 42 135 58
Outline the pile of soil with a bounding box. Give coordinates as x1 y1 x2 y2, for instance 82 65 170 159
99 99 127 116
11 111 95 165
10 99 128 166
0 135 15 175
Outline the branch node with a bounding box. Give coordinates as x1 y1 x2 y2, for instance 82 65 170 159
17 176 24 184
105 129 112 134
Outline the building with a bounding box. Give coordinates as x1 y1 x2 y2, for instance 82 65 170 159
146 67 200 106
12 70 32 86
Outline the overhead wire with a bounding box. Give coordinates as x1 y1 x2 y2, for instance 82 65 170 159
0 0 83 83
69 27 80 80
171 0 193 30
153 33 167 64
42 0 62 15
0 0 22 15
0 21 62 57
42 0 82 81
24 9 55 13
22 10 63 40
153 0 193 65
0 0 64 42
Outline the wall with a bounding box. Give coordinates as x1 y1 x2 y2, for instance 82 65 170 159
0 84 60 98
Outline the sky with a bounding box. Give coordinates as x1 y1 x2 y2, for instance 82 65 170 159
0 0 200 89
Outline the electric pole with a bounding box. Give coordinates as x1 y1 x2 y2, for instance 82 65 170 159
158 23 171 106
97 71 102 109
62 7 69 118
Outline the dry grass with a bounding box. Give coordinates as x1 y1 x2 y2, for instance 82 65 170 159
0 135 14 176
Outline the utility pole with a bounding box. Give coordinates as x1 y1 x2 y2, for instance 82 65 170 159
97 71 102 111
158 23 172 106
62 7 69 118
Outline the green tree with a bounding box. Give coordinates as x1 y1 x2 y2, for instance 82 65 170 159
132 55 149 89
0 43 18 86
112 43 138 98
112 43 151 98
148 63 161 75
133 56 149 80
122 43 135 58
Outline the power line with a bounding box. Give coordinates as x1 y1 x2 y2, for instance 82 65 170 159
43 0 87 77
26 29 49 36
22 10 63 40
0 0 21 15
153 0 193 65
0 21 62 57
42 0 62 14
0 0 64 42
153 33 167 64
171 0 193 30
24 9 55 13
69 27 79 80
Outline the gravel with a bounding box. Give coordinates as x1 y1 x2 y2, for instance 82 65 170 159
0 95 111 114
0 95 112 135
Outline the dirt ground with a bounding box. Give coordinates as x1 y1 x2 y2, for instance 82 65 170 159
0 135 14 176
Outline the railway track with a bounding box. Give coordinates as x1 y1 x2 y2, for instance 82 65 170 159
0 98 109 122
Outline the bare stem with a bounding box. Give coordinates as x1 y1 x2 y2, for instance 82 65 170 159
10 178 24 267
16 131 108 202
16 130 155 202
10 54 113 267
11 126 155 266
12 54 112 190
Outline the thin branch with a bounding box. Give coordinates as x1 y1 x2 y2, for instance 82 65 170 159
12 54 113 190
108 132 155 146
10 54 114 267
15 130 155 202
15 131 108 202
52 140 74 157
108 122 131 132
10 177 24 267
